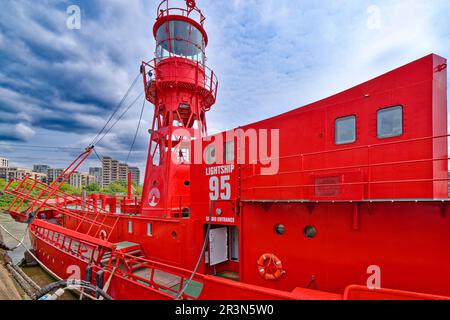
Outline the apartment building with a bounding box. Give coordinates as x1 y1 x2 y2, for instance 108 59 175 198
0 167 46 182
102 157 113 188
118 163 129 181
0 157 9 168
33 165 50 174
89 167 102 185
128 166 141 185
47 168 64 184
69 172 96 189
102 156 139 187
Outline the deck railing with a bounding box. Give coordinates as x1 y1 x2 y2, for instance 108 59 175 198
141 58 218 106
241 133 450 201
157 0 206 26
3 176 120 240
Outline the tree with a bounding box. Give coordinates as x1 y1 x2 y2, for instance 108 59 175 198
104 180 128 195
132 182 143 196
86 183 101 193
0 178 14 210
59 183 80 195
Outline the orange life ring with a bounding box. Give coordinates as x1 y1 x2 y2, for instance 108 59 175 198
257 253 285 280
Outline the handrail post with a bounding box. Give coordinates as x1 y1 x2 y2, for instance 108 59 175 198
367 145 371 200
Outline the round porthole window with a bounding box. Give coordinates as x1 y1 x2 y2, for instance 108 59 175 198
304 226 317 239
274 224 286 235
184 180 190 187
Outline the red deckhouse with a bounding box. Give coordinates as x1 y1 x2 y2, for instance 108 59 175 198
2 0 450 300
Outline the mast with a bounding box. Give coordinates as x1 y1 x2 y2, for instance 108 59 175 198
140 0 218 217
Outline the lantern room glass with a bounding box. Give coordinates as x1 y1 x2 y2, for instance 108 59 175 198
156 20 205 64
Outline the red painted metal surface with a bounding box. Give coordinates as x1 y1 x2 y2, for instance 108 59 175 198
140 1 218 219
2 0 450 301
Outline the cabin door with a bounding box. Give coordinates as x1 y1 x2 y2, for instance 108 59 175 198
209 227 228 266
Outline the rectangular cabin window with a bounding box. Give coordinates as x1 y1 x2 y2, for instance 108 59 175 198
147 223 152 236
335 115 356 145
224 140 235 162
128 221 133 234
377 106 403 139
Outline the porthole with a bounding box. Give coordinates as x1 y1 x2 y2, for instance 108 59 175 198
184 180 190 187
304 226 317 239
171 231 177 239
274 224 286 235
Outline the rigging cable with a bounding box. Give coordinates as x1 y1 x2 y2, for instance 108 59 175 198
94 91 144 146
125 97 146 164
90 72 141 146
93 148 103 163
175 201 215 300
0 223 103 300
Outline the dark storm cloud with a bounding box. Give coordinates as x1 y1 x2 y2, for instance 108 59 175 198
0 0 152 144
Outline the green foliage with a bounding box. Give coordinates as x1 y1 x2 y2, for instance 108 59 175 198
86 183 101 193
59 183 81 195
104 180 128 194
133 183 143 196
0 178 14 210
0 177 141 210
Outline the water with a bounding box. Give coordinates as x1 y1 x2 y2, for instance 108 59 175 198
0 212 76 300
0 213 30 264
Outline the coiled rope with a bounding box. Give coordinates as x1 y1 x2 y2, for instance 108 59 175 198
33 280 112 300
0 223 104 300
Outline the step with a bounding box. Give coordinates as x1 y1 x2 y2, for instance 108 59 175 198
115 241 141 253
101 250 143 265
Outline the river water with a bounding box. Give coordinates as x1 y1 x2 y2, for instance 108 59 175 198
0 213 30 264
0 212 76 299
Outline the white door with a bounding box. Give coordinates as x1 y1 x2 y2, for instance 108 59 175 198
209 227 228 266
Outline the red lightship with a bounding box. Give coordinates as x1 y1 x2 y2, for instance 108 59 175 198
2 0 450 300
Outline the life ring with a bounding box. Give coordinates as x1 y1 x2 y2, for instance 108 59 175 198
186 0 196 9
99 230 108 240
257 253 285 280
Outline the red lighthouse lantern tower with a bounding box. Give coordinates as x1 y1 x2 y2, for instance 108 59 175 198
140 0 218 218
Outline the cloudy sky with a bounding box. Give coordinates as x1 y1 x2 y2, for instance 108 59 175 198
0 0 449 179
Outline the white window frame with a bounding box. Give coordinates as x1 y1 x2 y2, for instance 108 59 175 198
335 115 356 145
377 105 403 139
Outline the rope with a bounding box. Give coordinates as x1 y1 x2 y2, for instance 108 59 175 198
98 267 117 300
125 97 146 164
175 201 215 300
93 148 103 163
94 91 144 146
0 223 100 300
33 280 112 300
0 224 29 251
90 72 141 146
